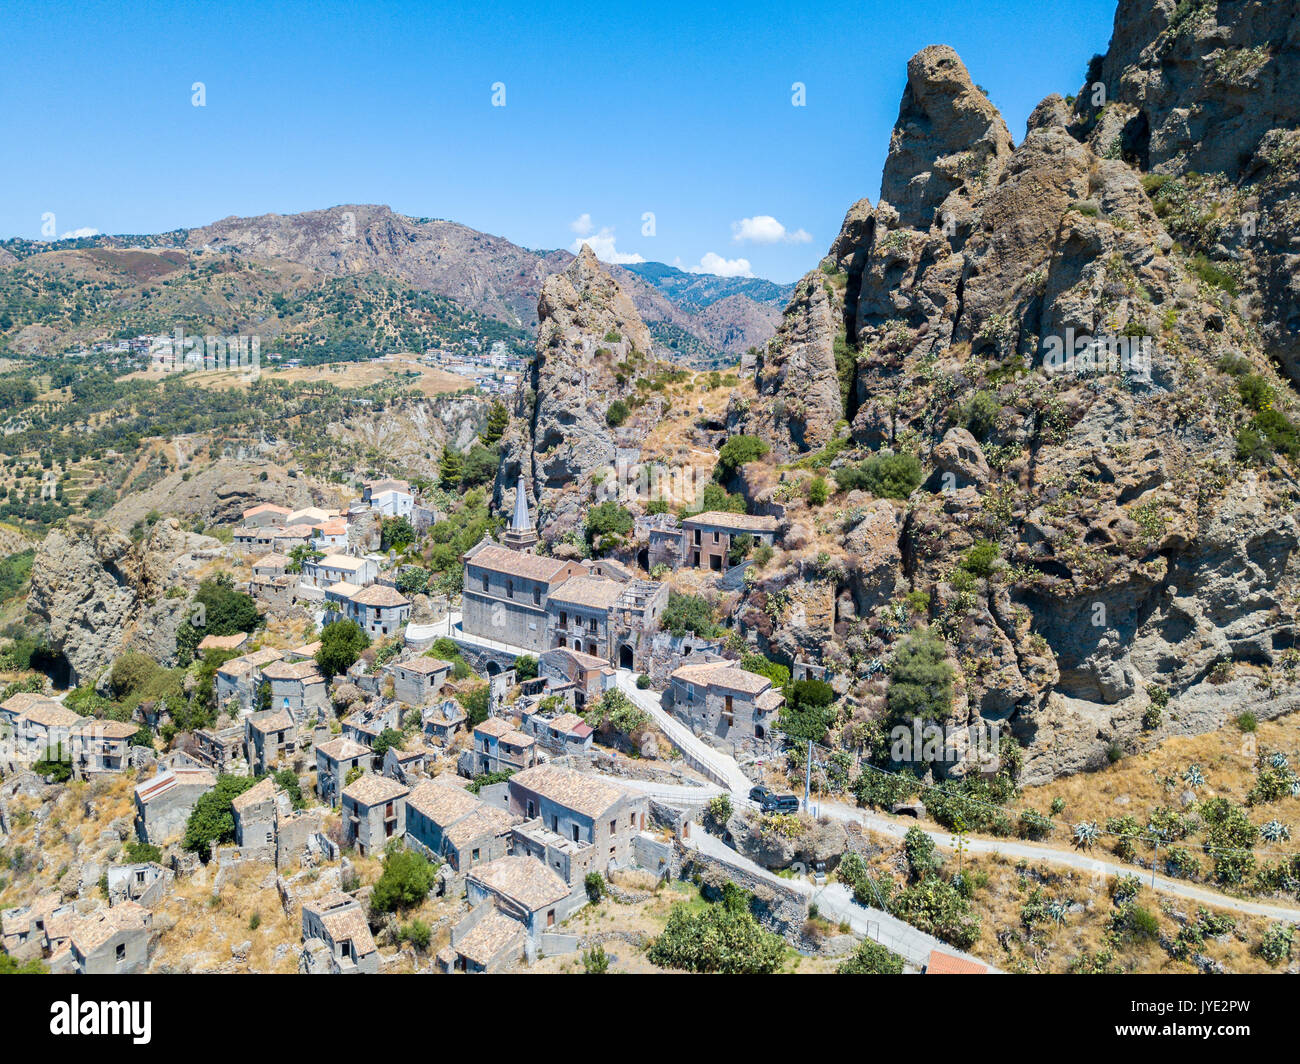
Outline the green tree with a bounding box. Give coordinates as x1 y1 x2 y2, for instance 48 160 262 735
380 515 416 552
479 400 509 446
438 446 463 488
175 574 263 662
605 399 630 427
887 628 954 727
837 938 905 974
714 435 770 482
316 619 370 679
370 846 437 913
661 592 718 637
585 501 634 552
777 678 837 743
372 727 404 759
513 654 539 681
183 774 257 860
648 902 785 974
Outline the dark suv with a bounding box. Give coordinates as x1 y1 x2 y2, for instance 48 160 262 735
752 790 799 814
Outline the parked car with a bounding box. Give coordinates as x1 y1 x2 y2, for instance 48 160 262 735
761 793 800 814
748 785 774 805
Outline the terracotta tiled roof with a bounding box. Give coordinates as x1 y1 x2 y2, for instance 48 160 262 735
303 894 375 957
70 901 149 956
342 774 409 806
247 709 294 734
316 736 371 761
260 660 323 682
316 554 369 571
469 855 570 911
465 544 578 583
230 776 278 813
405 779 482 825
474 717 512 738
389 656 450 675
0 692 55 716
547 575 625 610
451 909 524 966
682 510 779 532
252 552 290 568
23 702 85 728
242 503 291 519
71 720 139 739
509 764 625 819
197 632 249 652
671 661 772 696
926 949 987 974
349 584 410 608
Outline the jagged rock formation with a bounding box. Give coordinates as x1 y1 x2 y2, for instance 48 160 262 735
731 9 1300 782
28 519 222 685
1074 0 1300 382
494 246 654 538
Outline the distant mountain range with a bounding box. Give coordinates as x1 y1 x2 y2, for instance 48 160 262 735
0 205 792 364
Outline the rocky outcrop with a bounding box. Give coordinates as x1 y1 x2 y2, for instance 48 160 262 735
494 245 654 538
28 518 221 684
1075 0 1300 381
726 7 1300 782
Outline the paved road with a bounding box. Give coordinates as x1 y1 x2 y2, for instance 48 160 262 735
685 822 996 972
816 798 1300 925
613 669 753 793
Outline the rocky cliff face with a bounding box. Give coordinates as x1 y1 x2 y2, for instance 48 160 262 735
28 519 222 685
494 246 654 539
731 12 1300 783
1076 0 1300 380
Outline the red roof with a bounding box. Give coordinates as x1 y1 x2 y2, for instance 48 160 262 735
926 949 987 974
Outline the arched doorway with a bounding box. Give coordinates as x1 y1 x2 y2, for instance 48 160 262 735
619 644 634 670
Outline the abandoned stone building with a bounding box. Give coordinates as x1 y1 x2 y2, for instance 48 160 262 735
69 719 139 776
68 901 152 975
229 777 322 866
215 648 285 712
315 735 371 807
301 893 378 974
1 893 77 960
302 553 378 589
465 717 537 775
192 723 246 774
243 709 297 775
537 646 612 710
260 659 329 721
384 656 451 705
545 575 668 670
518 706 594 757
466 855 584 940
383 742 434 785
460 542 586 652
506 764 647 876
422 699 467 750
105 862 171 908
340 774 408 856
645 510 780 571
404 779 516 875
438 905 526 974
667 660 785 753
134 766 217 845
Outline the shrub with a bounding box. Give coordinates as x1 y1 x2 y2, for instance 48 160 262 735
647 902 785 974
705 794 733 827
958 540 999 579
513 654 539 681
605 400 630 427
661 592 718 638
960 390 1001 440
807 476 830 506
582 944 610 974
837 938 905 974
402 920 432 951
714 435 770 481
316 619 370 678
584 871 606 903
834 452 924 500
585 501 634 551
635 673 651 689
183 775 257 860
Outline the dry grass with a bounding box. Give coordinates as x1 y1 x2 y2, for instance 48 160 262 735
124 352 469 396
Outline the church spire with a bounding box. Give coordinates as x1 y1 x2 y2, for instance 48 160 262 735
501 473 538 551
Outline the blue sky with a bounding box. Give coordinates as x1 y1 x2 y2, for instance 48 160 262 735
0 0 1119 282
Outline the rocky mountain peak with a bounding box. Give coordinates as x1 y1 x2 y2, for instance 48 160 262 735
880 45 1014 230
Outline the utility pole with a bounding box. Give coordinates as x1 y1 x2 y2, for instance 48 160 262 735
804 739 812 814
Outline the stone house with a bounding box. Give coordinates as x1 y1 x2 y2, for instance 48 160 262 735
69 901 152 974
70 719 139 776
250 573 299 610
251 552 290 579
260 659 328 721
465 855 583 938
340 774 409 856
301 893 378 974
312 518 350 551
315 736 371 807
437 904 525 973
133 767 217 844
507 764 647 876
545 576 624 659
460 542 586 652
345 583 411 639
234 525 281 553
193 724 245 773
422 699 466 750
241 503 291 528
403 779 516 874
518 708 594 757
105 862 171 908
667 660 784 752
538 646 613 710
679 511 780 571
273 523 319 552
302 553 378 590
4 696 84 765
383 742 433 785
340 702 401 749
1 893 78 960
467 717 536 775
229 777 322 866
215 648 285 712
384 656 451 706
243 709 297 775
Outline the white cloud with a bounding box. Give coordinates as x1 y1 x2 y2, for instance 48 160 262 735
731 215 811 245
686 252 754 278
571 226 644 265
569 212 593 236
60 227 99 240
